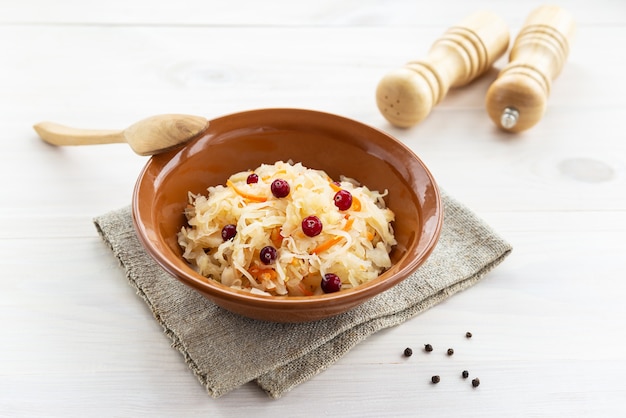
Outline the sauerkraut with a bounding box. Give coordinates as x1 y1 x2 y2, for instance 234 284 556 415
177 161 396 296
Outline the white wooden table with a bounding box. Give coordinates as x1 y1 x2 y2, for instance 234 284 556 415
2 1 625 416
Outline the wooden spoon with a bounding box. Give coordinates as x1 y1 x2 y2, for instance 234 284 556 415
33 114 209 156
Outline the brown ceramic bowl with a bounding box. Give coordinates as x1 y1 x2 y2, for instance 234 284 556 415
132 108 442 322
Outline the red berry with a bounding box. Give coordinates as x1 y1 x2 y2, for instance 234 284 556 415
321 273 342 293
271 179 290 198
246 173 259 184
333 189 352 211
260 246 277 265
301 215 323 237
221 224 237 241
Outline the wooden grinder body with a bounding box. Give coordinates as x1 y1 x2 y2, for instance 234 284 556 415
485 5 575 132
376 11 510 128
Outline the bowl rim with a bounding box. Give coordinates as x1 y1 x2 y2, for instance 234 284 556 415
131 108 443 311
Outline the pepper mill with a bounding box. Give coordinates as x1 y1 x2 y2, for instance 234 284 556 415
485 5 575 132
376 11 510 128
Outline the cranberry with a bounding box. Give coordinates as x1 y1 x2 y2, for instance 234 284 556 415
221 224 237 241
259 246 277 265
246 173 259 184
321 273 342 293
270 178 290 198
301 215 322 237
333 189 352 211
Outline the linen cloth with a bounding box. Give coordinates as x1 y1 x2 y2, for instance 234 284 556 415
94 192 512 398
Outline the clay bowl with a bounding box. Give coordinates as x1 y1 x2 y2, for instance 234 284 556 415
132 108 442 322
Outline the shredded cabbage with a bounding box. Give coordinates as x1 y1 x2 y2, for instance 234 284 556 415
178 161 396 296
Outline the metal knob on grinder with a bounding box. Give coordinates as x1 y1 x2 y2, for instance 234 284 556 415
485 5 575 132
376 11 510 128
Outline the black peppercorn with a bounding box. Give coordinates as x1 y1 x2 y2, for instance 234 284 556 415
462 370 469 379
472 378 480 388
466 332 472 338
447 348 454 356
431 375 440 384
424 344 433 352
403 347 413 357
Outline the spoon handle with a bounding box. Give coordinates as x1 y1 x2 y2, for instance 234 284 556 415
33 121 126 146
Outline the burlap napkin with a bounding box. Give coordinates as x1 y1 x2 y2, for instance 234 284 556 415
93 191 511 399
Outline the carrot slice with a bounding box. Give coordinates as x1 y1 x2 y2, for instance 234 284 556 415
311 236 343 255
226 179 268 202
270 227 283 247
248 265 277 281
248 265 262 277
311 217 354 254
259 270 277 282
351 196 361 211
329 182 342 192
